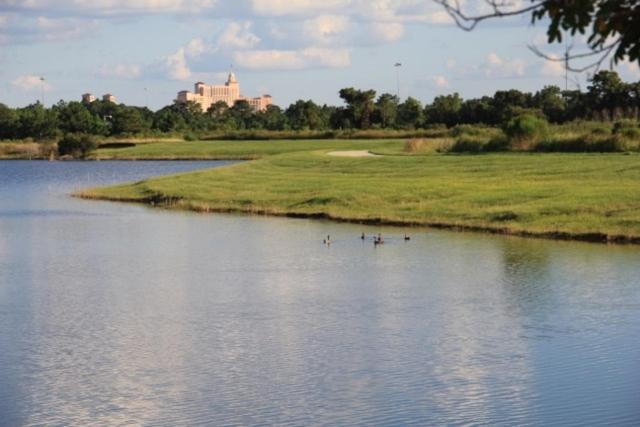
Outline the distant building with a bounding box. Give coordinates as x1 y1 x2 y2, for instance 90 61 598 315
177 72 272 112
82 93 96 103
102 94 117 103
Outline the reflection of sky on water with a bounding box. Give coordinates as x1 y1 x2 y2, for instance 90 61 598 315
1 161 640 425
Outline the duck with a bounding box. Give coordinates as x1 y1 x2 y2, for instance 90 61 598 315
361 232 366 240
404 233 410 241
374 233 384 245
323 235 331 245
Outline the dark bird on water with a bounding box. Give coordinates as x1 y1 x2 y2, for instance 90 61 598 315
361 232 365 240
374 233 384 245
323 235 331 244
404 233 410 241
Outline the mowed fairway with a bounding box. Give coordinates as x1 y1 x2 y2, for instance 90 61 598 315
93 139 403 160
80 145 640 243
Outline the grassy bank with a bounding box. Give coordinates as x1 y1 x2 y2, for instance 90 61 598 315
78 149 640 244
92 138 404 160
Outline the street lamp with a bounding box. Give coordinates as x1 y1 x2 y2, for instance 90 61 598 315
40 77 45 106
394 63 402 100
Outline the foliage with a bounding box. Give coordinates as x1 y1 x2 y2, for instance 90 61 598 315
503 114 550 148
2 71 640 142
531 0 640 65
57 134 97 158
82 149 640 243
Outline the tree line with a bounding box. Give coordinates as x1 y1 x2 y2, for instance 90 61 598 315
1 70 639 140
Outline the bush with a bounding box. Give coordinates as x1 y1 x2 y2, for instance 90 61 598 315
183 132 199 141
534 134 632 152
449 135 487 153
57 134 97 159
503 113 549 149
404 138 425 153
612 120 640 139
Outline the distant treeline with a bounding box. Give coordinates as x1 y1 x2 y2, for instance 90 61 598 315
1 70 639 140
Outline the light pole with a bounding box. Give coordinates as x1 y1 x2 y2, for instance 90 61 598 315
40 77 45 106
394 63 402 100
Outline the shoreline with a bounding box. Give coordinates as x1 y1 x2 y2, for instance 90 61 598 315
75 191 640 245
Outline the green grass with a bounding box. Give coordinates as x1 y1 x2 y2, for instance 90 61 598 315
92 138 404 160
79 147 640 243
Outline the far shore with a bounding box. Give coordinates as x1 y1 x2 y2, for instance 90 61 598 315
71 139 640 246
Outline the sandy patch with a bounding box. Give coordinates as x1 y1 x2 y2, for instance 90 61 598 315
327 150 378 157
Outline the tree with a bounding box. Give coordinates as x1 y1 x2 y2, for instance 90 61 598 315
57 134 97 159
229 100 255 129
459 97 493 124
374 93 399 128
338 88 377 129
257 105 286 131
153 105 187 132
587 70 630 119
285 100 323 130
491 89 532 123
533 86 566 122
0 103 19 139
112 107 149 135
424 93 462 127
55 101 105 134
18 103 58 139
396 97 423 128
434 0 640 72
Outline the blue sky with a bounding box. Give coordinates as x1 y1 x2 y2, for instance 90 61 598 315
2 0 639 110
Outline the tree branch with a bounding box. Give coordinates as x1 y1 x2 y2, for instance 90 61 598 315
433 0 545 31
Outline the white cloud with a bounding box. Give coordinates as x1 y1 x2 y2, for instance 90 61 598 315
185 37 206 57
617 59 640 79
432 75 449 88
483 52 526 77
11 74 52 91
302 15 350 45
540 55 565 77
216 21 260 50
99 63 142 79
7 0 218 15
165 47 191 80
250 0 346 16
369 21 404 43
425 10 453 24
233 47 350 70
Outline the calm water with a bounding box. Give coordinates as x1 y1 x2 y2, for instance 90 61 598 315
1 160 639 426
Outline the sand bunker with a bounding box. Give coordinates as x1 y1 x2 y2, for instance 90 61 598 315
327 150 378 157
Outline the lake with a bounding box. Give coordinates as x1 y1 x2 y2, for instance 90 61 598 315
1 160 639 426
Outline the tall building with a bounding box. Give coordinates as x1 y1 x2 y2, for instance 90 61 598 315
102 94 117 103
177 72 272 112
81 93 96 103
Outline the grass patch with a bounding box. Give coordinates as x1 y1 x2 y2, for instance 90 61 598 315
92 138 405 160
79 150 640 244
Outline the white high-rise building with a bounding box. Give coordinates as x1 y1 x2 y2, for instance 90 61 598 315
177 72 272 112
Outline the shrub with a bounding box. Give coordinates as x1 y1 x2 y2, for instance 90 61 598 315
57 134 97 159
503 113 549 150
404 138 425 153
612 120 640 139
183 132 199 141
534 133 633 152
449 135 486 153
483 134 510 152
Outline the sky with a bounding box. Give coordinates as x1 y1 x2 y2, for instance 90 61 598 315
1 0 639 110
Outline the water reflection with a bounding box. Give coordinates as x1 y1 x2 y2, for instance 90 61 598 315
1 161 640 425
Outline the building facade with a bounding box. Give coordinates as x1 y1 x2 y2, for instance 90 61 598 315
102 94 117 103
177 72 272 112
81 93 96 103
